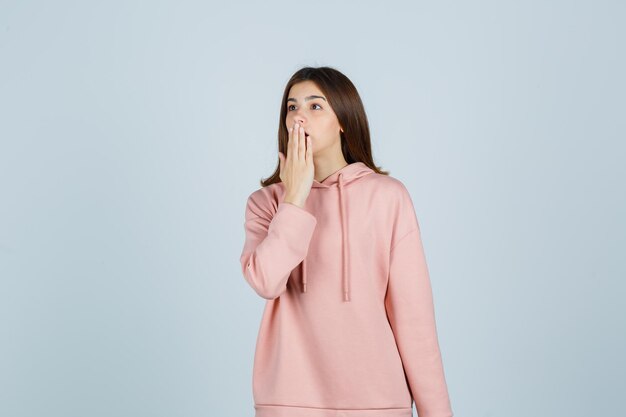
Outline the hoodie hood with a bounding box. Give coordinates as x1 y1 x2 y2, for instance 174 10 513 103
300 162 374 302
310 161 375 189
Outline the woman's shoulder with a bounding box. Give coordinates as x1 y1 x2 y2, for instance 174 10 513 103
364 172 413 201
245 182 285 215
369 173 421 236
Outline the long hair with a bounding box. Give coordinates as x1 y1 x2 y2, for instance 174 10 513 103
260 66 389 187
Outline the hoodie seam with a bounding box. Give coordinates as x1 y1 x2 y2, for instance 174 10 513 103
389 227 419 254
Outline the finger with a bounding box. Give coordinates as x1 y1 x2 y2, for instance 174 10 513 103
293 123 300 154
306 136 312 163
278 151 284 174
288 124 297 162
292 123 300 161
298 126 306 161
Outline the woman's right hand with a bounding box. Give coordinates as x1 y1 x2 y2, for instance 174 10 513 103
278 122 314 208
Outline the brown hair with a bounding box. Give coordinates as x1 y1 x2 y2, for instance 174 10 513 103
260 66 389 187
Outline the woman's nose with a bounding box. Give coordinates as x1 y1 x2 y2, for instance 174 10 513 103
291 117 305 126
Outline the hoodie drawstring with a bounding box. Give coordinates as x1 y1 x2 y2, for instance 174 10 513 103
338 173 350 301
301 173 350 301
298 160 369 302
301 255 307 293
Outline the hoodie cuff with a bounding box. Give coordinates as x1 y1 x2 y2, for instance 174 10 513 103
273 201 317 229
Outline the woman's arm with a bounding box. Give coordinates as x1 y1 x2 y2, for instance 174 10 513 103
385 226 453 417
384 182 454 417
239 193 317 300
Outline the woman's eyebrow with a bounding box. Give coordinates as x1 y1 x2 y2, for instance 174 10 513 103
287 95 327 103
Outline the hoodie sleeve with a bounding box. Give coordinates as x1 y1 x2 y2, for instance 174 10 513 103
240 192 317 300
384 187 453 417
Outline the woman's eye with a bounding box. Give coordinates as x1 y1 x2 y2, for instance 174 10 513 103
287 103 322 111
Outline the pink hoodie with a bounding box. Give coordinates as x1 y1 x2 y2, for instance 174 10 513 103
240 162 453 417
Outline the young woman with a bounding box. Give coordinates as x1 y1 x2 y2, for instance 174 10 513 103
240 66 453 417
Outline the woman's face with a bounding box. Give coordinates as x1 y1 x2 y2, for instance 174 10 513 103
285 80 343 157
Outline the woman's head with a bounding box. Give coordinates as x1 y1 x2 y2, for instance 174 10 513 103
260 66 388 187
285 80 343 161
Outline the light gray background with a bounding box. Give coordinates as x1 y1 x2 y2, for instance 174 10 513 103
1 1 624 416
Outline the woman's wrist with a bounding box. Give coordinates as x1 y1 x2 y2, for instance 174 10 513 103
283 194 305 208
